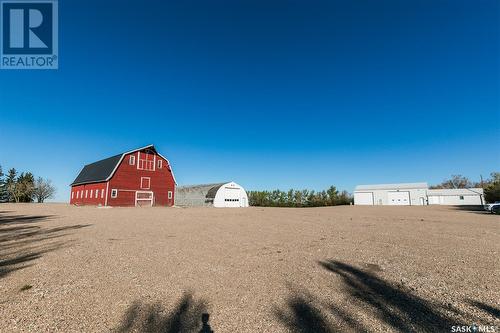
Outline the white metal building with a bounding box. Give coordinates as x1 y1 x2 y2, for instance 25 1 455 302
354 182 484 206
174 181 249 208
427 188 484 205
354 183 429 206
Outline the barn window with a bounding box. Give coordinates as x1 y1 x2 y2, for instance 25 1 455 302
129 155 135 165
459 195 464 200
71 192 74 199
158 160 162 169
90 190 93 198
111 189 118 198
168 191 172 199
95 189 99 198
85 190 88 198
141 177 151 189
76 191 79 199
101 189 105 198
80 190 83 198
137 152 154 171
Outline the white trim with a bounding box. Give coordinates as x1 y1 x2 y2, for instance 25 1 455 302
85 190 88 198
137 151 154 171
156 152 177 185
95 189 99 198
129 155 135 165
141 177 151 189
71 192 74 199
135 191 154 207
101 188 104 199
136 151 140 170
72 145 178 186
90 190 93 198
111 189 118 198
105 183 109 206
168 191 173 199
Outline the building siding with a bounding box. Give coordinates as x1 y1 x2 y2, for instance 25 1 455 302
70 182 107 206
106 151 175 207
354 184 484 206
70 147 176 207
363 188 427 206
428 195 483 205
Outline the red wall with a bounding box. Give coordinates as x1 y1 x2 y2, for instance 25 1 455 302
106 151 175 207
70 182 107 206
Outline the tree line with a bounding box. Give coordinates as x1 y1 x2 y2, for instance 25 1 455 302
0 165 56 203
249 172 500 207
248 186 352 207
430 172 500 203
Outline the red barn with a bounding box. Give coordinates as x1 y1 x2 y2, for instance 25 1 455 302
70 145 176 207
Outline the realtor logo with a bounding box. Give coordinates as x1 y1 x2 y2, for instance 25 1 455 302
1 0 58 69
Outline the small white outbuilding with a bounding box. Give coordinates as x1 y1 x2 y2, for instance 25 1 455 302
174 181 249 208
427 188 484 205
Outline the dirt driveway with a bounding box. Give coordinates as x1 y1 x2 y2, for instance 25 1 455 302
0 204 498 332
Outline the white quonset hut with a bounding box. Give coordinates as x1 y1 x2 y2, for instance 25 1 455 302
354 182 485 206
354 183 428 206
174 182 249 208
427 188 484 205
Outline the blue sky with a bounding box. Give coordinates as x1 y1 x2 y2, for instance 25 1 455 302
0 0 499 202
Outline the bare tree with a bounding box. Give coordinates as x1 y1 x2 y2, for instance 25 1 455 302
33 177 56 203
6 181 22 203
430 174 472 189
448 175 472 188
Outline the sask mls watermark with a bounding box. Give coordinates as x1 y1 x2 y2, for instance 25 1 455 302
451 324 498 333
1 0 58 69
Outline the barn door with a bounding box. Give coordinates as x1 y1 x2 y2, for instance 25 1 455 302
136 191 153 207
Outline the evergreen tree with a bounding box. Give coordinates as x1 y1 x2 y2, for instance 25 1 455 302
17 172 35 203
326 186 339 205
0 165 6 203
247 186 353 208
5 168 17 202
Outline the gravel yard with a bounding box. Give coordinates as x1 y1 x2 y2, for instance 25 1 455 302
0 204 499 332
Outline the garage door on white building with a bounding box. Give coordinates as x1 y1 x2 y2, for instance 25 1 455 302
354 192 374 205
222 188 242 207
387 191 410 205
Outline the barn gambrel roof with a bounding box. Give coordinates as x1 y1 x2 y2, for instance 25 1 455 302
71 145 176 186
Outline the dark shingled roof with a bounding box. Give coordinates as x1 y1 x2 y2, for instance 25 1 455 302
71 154 122 186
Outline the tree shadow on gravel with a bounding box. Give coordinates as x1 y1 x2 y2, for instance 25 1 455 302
116 291 212 333
276 260 479 333
0 211 91 279
319 260 463 332
275 289 368 333
467 299 500 319
0 213 53 226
